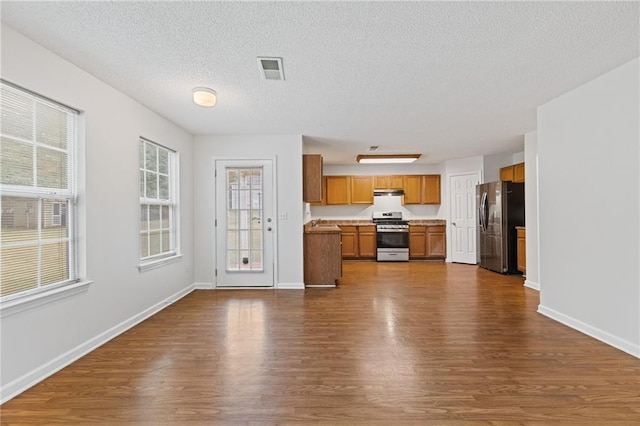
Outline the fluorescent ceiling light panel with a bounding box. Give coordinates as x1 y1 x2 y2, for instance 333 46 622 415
356 154 421 164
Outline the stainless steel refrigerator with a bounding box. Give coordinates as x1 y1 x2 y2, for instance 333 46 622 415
476 181 525 274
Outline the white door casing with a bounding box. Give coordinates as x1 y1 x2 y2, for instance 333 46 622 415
214 159 275 287
450 173 480 264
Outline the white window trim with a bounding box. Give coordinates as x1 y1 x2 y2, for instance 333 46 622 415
0 280 93 319
138 138 180 268
0 80 80 302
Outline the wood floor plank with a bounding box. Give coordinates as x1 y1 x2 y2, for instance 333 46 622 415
1 262 639 424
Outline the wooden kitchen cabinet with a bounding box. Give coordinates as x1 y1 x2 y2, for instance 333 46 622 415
421 175 441 204
350 176 374 204
325 176 350 205
500 162 525 183
358 225 377 258
404 175 441 205
513 162 525 183
304 230 342 286
303 154 323 203
409 226 427 258
517 227 526 274
403 175 423 204
374 175 404 189
426 225 446 258
340 226 359 258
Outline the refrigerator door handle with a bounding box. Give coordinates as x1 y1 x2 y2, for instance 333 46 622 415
480 192 488 231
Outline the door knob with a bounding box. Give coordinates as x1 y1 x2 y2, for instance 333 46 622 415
267 227 272 231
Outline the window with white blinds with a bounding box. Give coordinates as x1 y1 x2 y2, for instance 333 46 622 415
139 138 178 262
0 80 79 300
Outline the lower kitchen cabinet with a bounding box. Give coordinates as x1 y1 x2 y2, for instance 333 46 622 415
426 226 446 258
517 227 526 274
304 230 342 286
409 226 427 258
358 225 376 258
410 225 446 259
340 226 359 258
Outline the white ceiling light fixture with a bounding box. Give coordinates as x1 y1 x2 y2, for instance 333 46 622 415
356 154 422 164
192 87 217 107
257 57 284 80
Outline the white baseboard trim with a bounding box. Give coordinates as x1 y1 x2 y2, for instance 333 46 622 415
538 304 640 359
276 282 305 290
524 279 539 291
194 282 214 289
0 284 195 404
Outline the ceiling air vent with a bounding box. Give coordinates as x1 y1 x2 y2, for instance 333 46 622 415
367 146 379 152
257 57 284 80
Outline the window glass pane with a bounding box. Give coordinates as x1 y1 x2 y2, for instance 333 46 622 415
239 210 250 230
1 196 38 242
145 171 157 198
227 210 238 229
238 230 250 250
158 148 169 174
1 137 33 186
251 230 262 251
161 205 169 229
145 142 157 171
239 170 251 189
158 174 169 199
139 170 145 197
1 245 38 297
227 230 238 250
140 205 149 232
251 210 262 229
140 232 149 258
238 190 249 209
36 102 68 149
0 85 33 140
251 190 262 209
149 205 160 231
41 241 69 285
161 230 172 252
42 198 69 235
149 231 161 256
37 146 67 189
139 141 145 168
227 250 238 270
251 250 263 270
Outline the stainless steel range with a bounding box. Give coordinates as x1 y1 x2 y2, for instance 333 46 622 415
372 211 409 262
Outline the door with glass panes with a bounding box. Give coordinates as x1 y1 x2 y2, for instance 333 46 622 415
214 159 274 287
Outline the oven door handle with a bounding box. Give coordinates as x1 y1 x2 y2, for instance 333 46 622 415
376 229 409 233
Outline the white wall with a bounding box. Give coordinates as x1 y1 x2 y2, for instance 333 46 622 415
193 135 304 288
524 131 539 290
483 151 518 182
1 26 195 400
537 58 639 357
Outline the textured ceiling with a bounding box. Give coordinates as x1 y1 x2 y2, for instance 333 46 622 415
2 1 638 164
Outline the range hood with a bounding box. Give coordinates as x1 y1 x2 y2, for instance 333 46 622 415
374 189 405 197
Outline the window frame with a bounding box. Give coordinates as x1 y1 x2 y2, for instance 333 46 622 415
138 137 180 267
0 80 79 302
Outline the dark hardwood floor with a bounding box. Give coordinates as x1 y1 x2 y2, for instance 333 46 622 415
2 262 639 424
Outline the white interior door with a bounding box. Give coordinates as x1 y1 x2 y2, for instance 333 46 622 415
215 159 274 287
450 173 480 264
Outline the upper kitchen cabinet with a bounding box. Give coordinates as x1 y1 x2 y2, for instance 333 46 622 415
303 154 323 203
325 176 350 205
404 174 441 205
500 162 525 183
421 175 441 204
350 176 374 204
374 175 404 189
402 175 423 204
